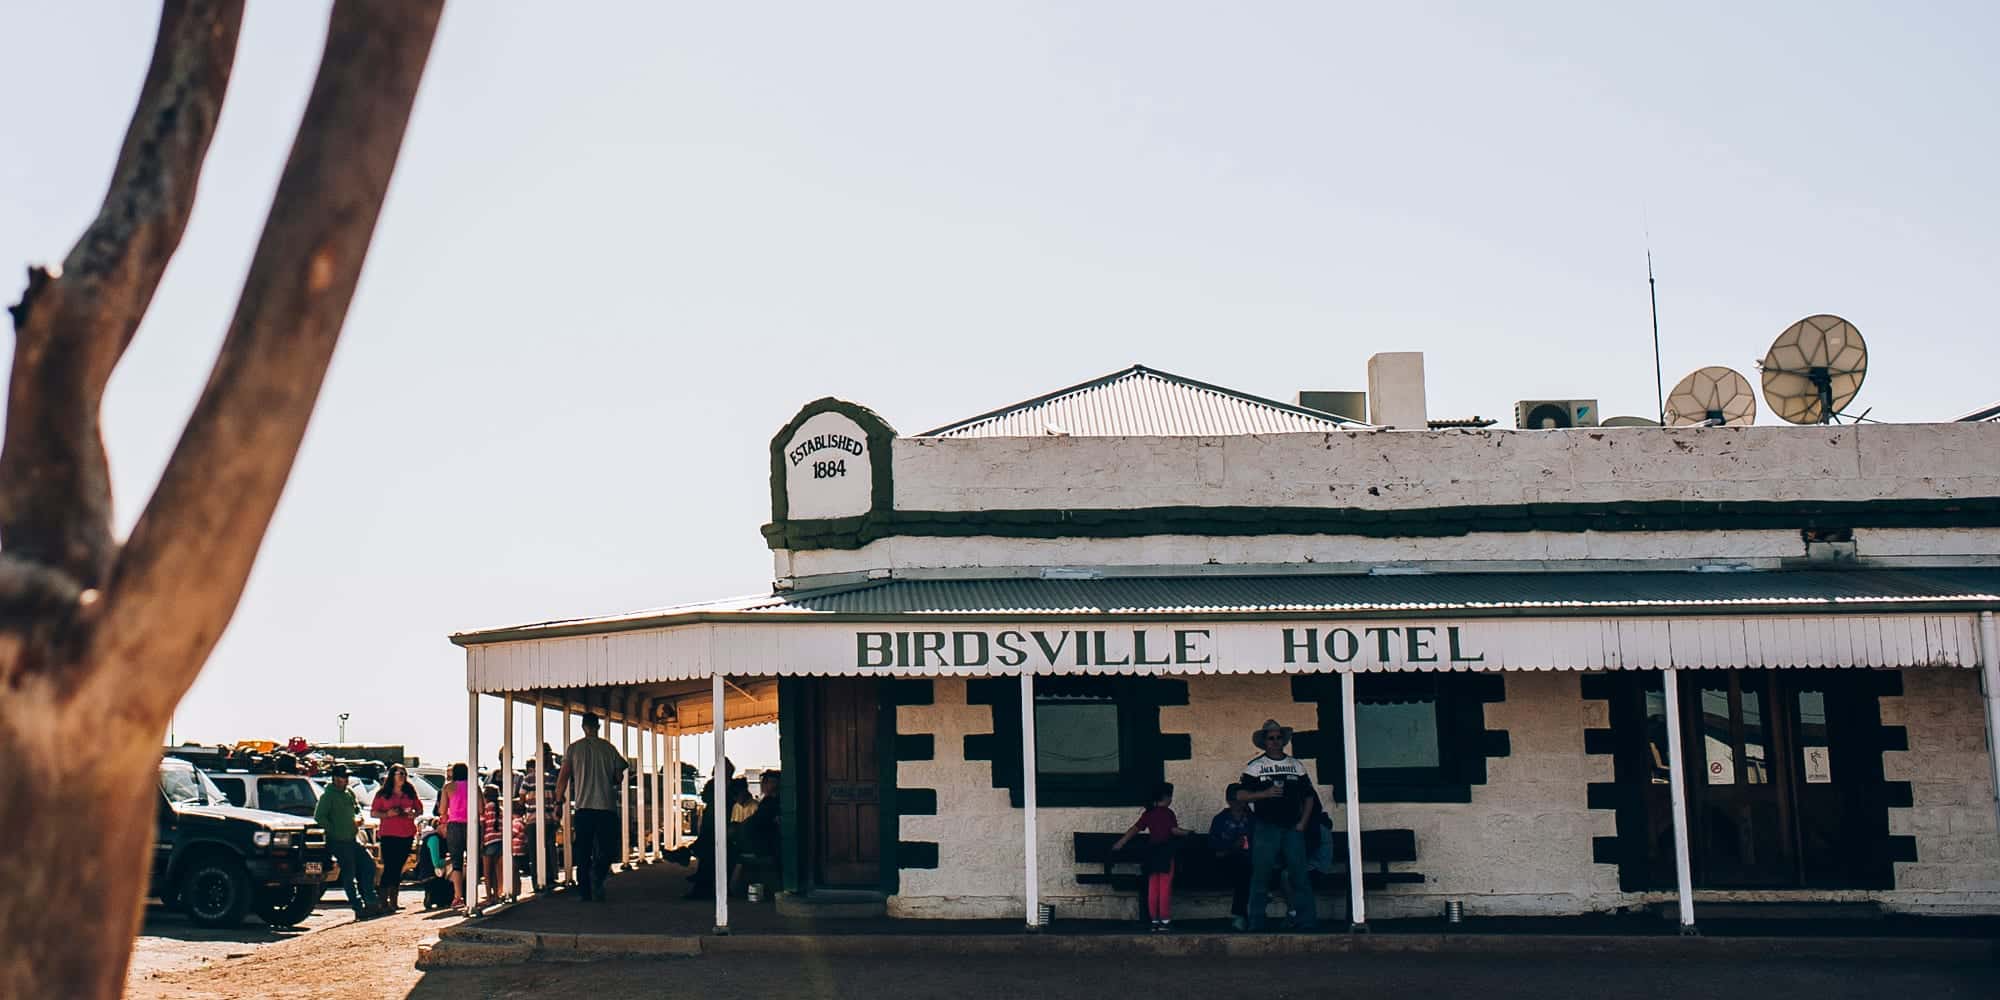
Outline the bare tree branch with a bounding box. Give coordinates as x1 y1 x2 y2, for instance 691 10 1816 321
0 1 243 592
85 0 445 714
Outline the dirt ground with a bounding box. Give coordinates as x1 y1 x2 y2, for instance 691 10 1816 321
125 895 460 1000
138 946 2000 1000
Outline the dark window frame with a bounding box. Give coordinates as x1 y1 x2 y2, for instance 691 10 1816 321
965 676 1188 809
1296 672 1506 804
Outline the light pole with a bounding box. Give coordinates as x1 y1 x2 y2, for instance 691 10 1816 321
337 712 350 743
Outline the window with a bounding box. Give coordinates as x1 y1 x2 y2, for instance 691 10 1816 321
1035 698 1121 779
1355 699 1441 769
1298 672 1504 803
209 776 247 807
964 676 1190 808
259 777 317 816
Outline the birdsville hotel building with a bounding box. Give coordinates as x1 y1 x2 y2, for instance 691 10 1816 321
452 339 2000 931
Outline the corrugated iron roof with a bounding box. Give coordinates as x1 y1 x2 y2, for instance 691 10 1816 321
758 568 2000 615
918 364 1363 438
450 569 2000 645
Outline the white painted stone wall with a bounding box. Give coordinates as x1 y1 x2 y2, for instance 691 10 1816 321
888 671 2000 920
890 674 1621 921
891 678 1023 918
1881 668 2000 914
786 530 1826 581
889 424 2000 513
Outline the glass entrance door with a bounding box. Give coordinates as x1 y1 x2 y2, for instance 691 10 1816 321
1623 669 1894 892
1684 670 1797 886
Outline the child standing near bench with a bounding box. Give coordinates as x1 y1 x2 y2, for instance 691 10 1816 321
1112 781 1189 932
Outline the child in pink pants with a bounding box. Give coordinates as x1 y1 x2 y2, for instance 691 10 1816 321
1112 782 1189 931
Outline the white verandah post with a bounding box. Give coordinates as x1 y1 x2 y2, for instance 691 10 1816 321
1978 612 2000 847
533 699 547 894
1020 669 1040 930
1339 669 1366 930
668 720 681 849
501 694 515 901
1661 666 1698 933
561 699 574 887
620 693 633 870
664 728 672 860
637 707 651 863
465 690 481 915
713 672 730 932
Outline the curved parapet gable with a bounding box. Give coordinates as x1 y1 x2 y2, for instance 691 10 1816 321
765 398 897 550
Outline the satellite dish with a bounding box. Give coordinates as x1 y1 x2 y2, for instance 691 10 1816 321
1665 366 1757 426
1759 314 1867 424
1601 416 1661 427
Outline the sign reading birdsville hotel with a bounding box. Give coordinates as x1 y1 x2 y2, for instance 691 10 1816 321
854 625 1487 670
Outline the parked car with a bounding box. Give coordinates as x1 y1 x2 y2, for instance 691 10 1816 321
204 770 321 818
153 757 329 928
206 768 376 887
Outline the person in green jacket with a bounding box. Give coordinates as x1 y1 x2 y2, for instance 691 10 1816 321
315 764 384 919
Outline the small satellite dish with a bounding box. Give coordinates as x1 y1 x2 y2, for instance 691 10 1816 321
1759 314 1867 424
1600 416 1662 427
1665 366 1757 426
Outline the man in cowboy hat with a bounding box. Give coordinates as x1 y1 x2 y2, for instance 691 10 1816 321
1235 719 1317 931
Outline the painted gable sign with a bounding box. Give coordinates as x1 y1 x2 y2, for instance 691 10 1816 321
783 410 873 520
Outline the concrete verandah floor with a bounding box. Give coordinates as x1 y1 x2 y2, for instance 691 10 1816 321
468 860 2000 943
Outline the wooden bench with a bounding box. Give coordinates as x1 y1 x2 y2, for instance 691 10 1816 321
1072 829 1422 912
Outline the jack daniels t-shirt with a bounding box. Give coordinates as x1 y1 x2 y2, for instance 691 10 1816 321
1240 753 1313 825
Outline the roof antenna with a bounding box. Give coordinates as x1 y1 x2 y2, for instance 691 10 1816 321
1647 244 1665 426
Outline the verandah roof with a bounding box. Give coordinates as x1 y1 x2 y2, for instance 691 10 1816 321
452 568 2000 693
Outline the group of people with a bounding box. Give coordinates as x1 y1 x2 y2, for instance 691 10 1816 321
1111 718 1328 932
665 758 782 899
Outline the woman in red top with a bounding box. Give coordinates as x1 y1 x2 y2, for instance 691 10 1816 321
370 765 424 911
1112 781 1189 931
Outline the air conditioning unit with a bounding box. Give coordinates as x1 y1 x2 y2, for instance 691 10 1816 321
1514 399 1599 429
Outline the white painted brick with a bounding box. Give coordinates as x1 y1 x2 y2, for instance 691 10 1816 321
887 668 2000 917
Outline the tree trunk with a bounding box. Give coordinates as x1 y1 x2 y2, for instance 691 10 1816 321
0 685 164 997
0 2 444 995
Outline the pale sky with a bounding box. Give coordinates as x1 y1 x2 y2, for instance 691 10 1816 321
4 2 1996 770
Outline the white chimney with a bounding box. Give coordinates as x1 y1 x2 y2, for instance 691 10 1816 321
1366 352 1428 429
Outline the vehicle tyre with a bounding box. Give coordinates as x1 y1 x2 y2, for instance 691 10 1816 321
258 883 324 927
179 858 253 928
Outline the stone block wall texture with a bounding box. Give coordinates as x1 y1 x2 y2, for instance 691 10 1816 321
888 674 1620 920
1881 668 2000 913
887 669 2000 919
891 424 2000 513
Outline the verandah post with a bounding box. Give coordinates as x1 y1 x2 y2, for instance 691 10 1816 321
668 720 681 849
561 698 574 886
637 706 651 863
465 690 480 914
714 672 730 933
1979 612 2000 849
620 692 634 870
501 693 515 901
1339 669 1366 930
1661 667 1697 933
1021 669 1040 930
534 699 547 895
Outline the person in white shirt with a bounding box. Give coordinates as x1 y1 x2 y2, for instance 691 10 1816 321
1235 719 1318 931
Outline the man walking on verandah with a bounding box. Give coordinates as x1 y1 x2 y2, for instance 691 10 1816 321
557 713 628 902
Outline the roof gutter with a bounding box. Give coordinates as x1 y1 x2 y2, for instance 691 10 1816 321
448 595 2000 647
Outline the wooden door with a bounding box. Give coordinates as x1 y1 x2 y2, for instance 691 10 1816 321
1684 670 1797 886
812 678 880 888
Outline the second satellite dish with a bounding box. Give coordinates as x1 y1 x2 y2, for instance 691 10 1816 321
1760 314 1867 424
1665 366 1757 426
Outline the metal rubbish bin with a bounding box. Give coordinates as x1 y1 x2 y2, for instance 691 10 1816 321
1445 900 1464 924
747 884 765 903
1037 903 1054 926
